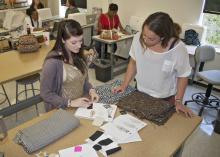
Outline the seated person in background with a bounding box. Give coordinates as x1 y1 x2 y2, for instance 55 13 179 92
30 0 44 10
40 19 99 112
113 12 193 117
65 0 80 18
24 8 43 32
98 3 126 35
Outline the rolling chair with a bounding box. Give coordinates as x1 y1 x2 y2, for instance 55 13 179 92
185 70 220 116
184 46 220 116
190 45 215 84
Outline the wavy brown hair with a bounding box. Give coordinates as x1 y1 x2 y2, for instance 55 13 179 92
140 12 178 49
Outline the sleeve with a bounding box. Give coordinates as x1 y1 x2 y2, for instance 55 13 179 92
40 59 68 109
83 74 93 95
129 33 139 60
175 44 192 77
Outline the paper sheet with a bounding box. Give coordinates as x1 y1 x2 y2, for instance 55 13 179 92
75 103 117 122
59 144 98 157
101 114 147 144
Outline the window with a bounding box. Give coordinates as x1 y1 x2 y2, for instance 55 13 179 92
202 13 220 45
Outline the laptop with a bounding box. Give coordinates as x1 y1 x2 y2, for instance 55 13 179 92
86 14 97 25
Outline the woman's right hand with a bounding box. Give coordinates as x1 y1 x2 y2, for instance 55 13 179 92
69 98 92 108
112 84 127 94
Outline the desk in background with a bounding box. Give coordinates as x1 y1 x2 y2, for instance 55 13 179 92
0 40 55 84
0 109 201 157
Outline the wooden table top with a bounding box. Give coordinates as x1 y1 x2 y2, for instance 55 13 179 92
0 40 55 84
0 109 201 157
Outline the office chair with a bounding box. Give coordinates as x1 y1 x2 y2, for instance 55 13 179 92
185 70 220 116
190 45 215 84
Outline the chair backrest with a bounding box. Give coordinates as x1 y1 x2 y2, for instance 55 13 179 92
37 8 52 21
190 45 216 83
195 45 215 63
68 13 87 26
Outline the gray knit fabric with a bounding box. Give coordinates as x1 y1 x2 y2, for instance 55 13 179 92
14 109 80 153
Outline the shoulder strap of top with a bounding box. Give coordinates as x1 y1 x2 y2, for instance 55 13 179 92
169 38 179 50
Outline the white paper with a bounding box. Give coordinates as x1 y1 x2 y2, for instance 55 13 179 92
100 114 147 144
75 103 117 122
113 114 147 132
59 144 98 157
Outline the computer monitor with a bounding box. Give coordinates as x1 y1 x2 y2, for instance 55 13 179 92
61 0 87 9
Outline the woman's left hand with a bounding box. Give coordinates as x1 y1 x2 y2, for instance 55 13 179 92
89 88 99 103
175 102 194 118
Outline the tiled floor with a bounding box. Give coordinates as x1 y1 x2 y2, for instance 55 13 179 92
0 69 220 157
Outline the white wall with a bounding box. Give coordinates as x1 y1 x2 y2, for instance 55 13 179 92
48 0 59 16
87 0 109 13
112 0 204 26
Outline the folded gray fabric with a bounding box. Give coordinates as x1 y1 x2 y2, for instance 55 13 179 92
14 109 80 154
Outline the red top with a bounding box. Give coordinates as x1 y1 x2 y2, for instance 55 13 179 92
99 13 120 30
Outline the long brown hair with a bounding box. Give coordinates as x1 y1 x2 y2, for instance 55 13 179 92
140 12 178 48
49 19 86 74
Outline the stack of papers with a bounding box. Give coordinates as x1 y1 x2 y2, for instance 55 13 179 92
101 114 147 144
74 103 117 122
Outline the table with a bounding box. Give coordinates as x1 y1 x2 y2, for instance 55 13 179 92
92 35 134 78
0 109 201 157
0 40 55 84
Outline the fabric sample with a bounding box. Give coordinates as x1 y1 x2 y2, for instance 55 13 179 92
95 80 136 104
116 91 175 125
14 109 80 153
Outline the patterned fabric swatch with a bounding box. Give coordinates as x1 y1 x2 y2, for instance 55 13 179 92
116 91 175 125
95 80 136 104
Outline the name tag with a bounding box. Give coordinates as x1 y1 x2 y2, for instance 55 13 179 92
162 60 174 72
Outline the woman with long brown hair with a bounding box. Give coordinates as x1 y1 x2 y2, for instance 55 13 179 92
40 19 99 112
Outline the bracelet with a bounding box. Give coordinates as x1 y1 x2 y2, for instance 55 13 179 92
67 99 71 107
89 88 95 95
175 98 182 104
